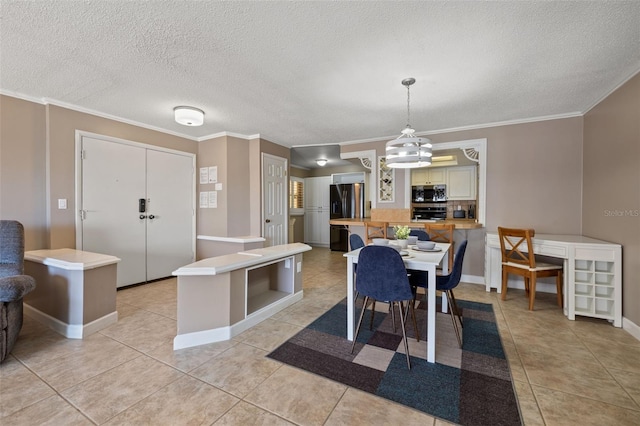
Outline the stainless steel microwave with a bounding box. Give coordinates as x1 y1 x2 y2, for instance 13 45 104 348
412 184 447 203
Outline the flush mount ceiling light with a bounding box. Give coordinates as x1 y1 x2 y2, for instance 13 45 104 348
316 159 328 167
385 78 432 168
174 106 204 126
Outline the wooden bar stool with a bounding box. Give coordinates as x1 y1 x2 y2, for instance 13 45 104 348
364 221 387 244
424 223 455 271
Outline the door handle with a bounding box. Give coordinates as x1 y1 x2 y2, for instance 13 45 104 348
265 219 271 223
139 215 147 219
148 215 155 220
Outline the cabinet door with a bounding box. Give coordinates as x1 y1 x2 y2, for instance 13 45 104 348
447 166 477 200
428 168 446 185
411 168 446 185
304 177 331 209
411 169 428 185
319 209 330 245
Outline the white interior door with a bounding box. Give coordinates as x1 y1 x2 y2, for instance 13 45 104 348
80 135 195 287
262 154 287 247
81 137 147 287
146 149 194 280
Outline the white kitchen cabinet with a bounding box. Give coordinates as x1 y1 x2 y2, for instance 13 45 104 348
411 168 446 185
446 166 477 200
304 176 331 246
304 176 331 209
304 209 330 246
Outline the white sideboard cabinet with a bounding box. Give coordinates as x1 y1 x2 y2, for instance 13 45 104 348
485 233 622 327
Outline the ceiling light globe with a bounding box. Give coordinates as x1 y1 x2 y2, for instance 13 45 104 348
174 106 204 126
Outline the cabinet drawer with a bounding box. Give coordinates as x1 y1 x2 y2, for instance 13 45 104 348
574 247 616 261
533 243 567 258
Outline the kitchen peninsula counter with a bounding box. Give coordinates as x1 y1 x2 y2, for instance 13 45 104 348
329 217 483 230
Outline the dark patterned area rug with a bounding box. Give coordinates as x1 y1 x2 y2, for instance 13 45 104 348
268 298 522 426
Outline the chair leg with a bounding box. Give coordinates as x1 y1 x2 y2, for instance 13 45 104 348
448 289 463 328
556 271 563 307
390 302 397 332
396 301 411 369
369 300 376 330
529 274 537 311
352 296 370 353
446 291 463 348
404 299 420 342
501 269 509 300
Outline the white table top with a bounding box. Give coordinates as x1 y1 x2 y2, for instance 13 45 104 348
24 248 121 270
344 243 451 270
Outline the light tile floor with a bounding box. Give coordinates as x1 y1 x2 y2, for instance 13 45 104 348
2 248 640 425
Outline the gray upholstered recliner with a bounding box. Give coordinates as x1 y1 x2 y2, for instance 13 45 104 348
0 220 36 363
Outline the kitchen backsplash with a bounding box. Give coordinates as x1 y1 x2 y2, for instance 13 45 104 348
447 200 476 219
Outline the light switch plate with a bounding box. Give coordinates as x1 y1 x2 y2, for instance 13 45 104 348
58 199 67 209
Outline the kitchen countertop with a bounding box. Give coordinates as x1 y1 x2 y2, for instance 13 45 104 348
329 217 483 230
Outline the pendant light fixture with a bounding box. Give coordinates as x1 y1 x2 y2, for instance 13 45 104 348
385 78 432 168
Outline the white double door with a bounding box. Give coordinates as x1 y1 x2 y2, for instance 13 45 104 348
79 135 195 287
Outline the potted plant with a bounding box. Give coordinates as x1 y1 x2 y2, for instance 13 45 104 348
393 225 410 248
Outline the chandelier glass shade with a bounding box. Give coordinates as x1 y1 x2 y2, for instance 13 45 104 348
385 78 432 168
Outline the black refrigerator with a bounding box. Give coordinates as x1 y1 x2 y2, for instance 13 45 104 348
330 183 365 251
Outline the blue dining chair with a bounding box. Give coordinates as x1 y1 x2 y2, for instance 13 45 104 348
351 245 417 369
349 233 365 251
409 229 430 241
409 240 468 348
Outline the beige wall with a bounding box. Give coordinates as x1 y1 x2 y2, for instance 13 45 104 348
197 135 228 237
583 73 640 326
0 95 48 250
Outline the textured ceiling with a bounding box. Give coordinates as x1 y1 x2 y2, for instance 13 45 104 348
2 1 639 157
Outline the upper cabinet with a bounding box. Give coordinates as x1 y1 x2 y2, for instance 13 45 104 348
446 166 477 200
411 168 446 185
304 176 331 209
411 166 477 200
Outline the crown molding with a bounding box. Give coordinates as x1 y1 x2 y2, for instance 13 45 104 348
197 131 261 142
583 67 640 115
338 112 584 146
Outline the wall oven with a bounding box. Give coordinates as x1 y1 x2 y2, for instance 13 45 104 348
413 205 447 221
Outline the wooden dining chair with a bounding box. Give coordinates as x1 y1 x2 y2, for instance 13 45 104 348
424 223 455 271
364 221 387 244
498 227 563 311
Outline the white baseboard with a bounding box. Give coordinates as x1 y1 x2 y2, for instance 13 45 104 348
24 304 117 339
623 317 640 341
461 274 485 285
173 291 304 350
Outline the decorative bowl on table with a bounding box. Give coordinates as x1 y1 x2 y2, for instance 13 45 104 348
416 241 436 250
388 244 403 252
372 238 389 246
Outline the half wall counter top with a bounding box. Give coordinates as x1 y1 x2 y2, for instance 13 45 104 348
173 243 312 276
329 218 483 230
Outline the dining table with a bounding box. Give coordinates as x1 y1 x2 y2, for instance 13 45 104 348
344 242 451 363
